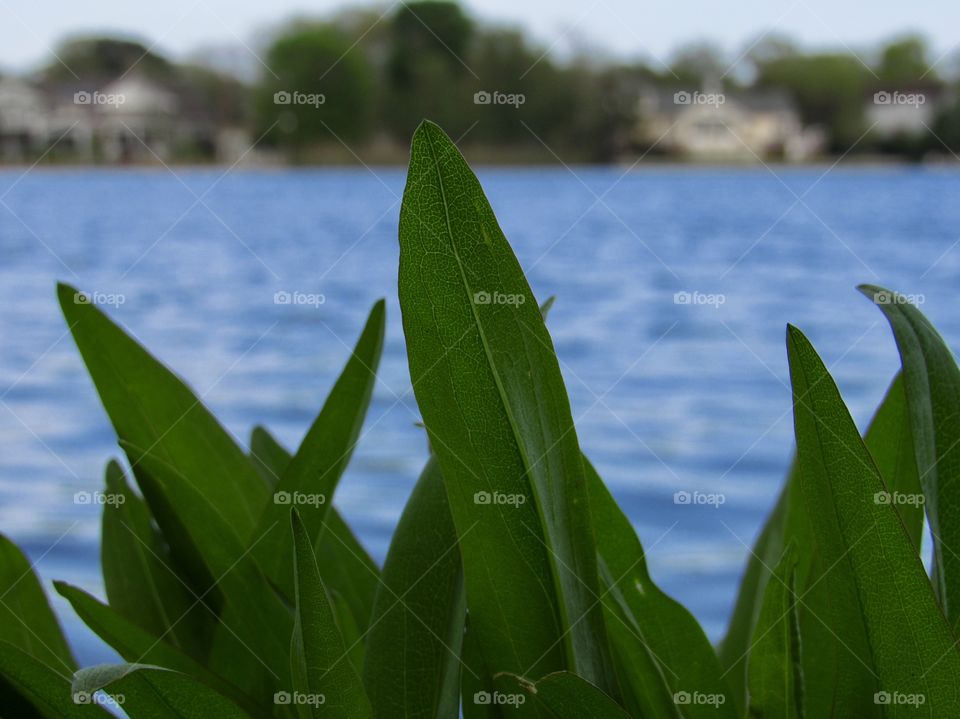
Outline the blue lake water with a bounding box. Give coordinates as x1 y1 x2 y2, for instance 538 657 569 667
2 164 959 665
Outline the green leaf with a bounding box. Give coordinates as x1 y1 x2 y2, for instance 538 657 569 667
0 641 110 718
720 371 921 712
504 672 631 719
787 323 960 715
53 582 259 713
0 534 75 673
253 300 385 600
461 622 498 719
100 459 210 660
119 443 292 704
72 664 249 718
862 372 923 550
290 508 372 718
397 120 613 690
250 425 291 487
246 426 380 630
746 543 803 719
859 284 960 625
58 283 269 541
585 458 736 719
362 457 465 719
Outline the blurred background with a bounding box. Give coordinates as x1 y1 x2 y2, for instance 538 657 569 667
1 0 959 665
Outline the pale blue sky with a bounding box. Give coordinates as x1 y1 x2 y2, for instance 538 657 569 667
2 0 957 74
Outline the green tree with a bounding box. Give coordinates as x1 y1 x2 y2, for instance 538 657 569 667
255 22 375 158
41 37 174 83
877 35 933 84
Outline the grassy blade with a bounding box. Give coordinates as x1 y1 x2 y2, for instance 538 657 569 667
863 372 923 549
58 283 268 540
746 543 803 719
72 664 249 718
787 323 960 715
290 508 372 718
585 459 736 719
0 641 110 718
505 672 631 718
859 284 960 623
721 370 920 710
246 425 380 629
362 458 465 719
53 582 259 712
121 443 291 703
0 534 75 673
100 459 209 660
249 425 291 488
253 300 385 599
397 119 613 689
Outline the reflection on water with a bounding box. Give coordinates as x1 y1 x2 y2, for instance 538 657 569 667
2 165 960 663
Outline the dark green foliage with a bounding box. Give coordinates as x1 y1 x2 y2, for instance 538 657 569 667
3 121 960 717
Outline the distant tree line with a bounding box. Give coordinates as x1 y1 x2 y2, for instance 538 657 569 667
16 1 960 162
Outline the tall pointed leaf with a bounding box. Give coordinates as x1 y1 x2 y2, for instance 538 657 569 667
250 425 291 488
0 534 75 673
859 284 960 625
585 459 736 719
746 543 803 719
246 425 380 629
397 120 613 691
362 458 465 718
253 300 385 599
100 459 209 660
72 664 249 718
787 323 960 715
58 283 268 540
0 641 110 718
290 509 372 718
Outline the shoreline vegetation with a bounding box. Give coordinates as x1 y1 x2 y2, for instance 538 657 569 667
1 1 959 168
